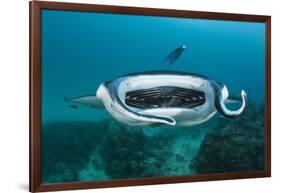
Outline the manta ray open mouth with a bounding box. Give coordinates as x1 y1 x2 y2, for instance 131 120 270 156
125 86 206 109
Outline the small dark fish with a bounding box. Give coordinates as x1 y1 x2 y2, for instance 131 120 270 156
69 105 78 109
164 44 187 65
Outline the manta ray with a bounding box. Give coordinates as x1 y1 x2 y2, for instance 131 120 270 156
65 71 247 127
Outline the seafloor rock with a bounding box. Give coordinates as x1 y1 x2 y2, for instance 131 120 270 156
41 120 109 183
42 102 264 182
98 123 176 179
97 121 216 179
190 103 265 173
99 124 152 179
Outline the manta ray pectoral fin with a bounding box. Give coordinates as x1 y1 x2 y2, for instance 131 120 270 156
64 95 104 109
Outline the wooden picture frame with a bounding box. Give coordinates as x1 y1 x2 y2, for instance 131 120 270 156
30 1 271 192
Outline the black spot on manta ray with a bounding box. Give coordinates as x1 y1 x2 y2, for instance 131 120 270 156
125 86 205 109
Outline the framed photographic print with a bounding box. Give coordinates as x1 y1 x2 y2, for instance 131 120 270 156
30 1 271 192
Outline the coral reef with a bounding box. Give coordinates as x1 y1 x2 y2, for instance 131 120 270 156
98 123 173 179
190 103 265 173
41 120 109 183
97 122 214 179
41 102 266 183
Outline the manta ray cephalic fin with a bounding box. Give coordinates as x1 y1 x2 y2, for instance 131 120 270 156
225 92 247 104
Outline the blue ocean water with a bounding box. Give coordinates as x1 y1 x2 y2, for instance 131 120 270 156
41 9 266 183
